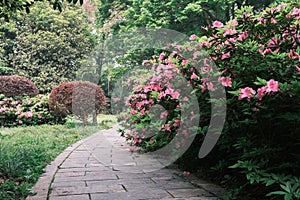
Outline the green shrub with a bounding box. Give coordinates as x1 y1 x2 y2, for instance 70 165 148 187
49 81 106 125
0 75 39 98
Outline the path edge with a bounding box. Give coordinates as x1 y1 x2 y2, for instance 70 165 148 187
25 132 97 200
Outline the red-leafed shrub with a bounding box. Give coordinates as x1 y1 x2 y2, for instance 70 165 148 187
49 81 106 125
0 75 39 97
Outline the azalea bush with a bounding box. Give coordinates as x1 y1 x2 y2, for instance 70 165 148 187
0 94 59 127
120 2 300 199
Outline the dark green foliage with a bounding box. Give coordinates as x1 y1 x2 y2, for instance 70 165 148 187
0 2 96 93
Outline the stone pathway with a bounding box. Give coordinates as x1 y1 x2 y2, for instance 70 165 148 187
27 125 225 200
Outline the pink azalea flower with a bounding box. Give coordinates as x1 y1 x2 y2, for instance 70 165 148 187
238 87 256 100
223 28 237 36
219 77 232 87
129 146 135 152
212 20 224 28
191 72 199 80
19 120 23 124
165 88 174 96
149 138 153 144
134 137 142 145
183 171 190 175
177 103 182 108
270 18 277 24
287 49 299 59
160 111 168 119
142 60 150 65
231 19 238 27
159 52 165 61
257 86 267 100
286 13 292 19
189 34 197 41
206 82 215 91
162 123 171 132
221 52 231 60
130 110 137 115
257 17 267 23
182 60 188 66
183 97 189 101
258 48 272 55
292 7 300 17
225 38 237 44
174 119 181 127
201 65 212 74
266 79 279 93
25 111 33 118
193 52 199 59
269 7 276 14
37 114 42 119
295 65 300 74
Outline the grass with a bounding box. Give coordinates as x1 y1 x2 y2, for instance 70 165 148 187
0 114 116 200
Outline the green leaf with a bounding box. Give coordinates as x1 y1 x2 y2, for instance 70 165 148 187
256 77 267 85
228 90 240 96
267 191 287 196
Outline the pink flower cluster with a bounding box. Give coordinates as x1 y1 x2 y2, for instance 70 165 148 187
238 79 280 100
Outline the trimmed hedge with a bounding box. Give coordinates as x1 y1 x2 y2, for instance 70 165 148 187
49 81 106 125
0 75 39 97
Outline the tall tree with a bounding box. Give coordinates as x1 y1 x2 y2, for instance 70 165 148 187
0 0 84 20
0 2 96 93
96 0 280 35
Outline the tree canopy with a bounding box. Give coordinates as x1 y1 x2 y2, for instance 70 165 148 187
96 0 280 35
0 2 96 93
0 0 84 20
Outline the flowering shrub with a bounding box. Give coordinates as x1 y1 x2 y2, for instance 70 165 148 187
0 75 39 97
121 2 300 199
0 94 59 127
49 81 106 125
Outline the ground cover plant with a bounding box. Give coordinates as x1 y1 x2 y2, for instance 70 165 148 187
0 114 116 200
120 1 300 199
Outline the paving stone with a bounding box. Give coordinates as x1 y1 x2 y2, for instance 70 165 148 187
51 181 86 188
167 188 214 198
55 171 85 177
51 184 125 196
161 197 218 200
155 180 196 189
49 194 89 200
91 189 172 200
53 173 118 182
